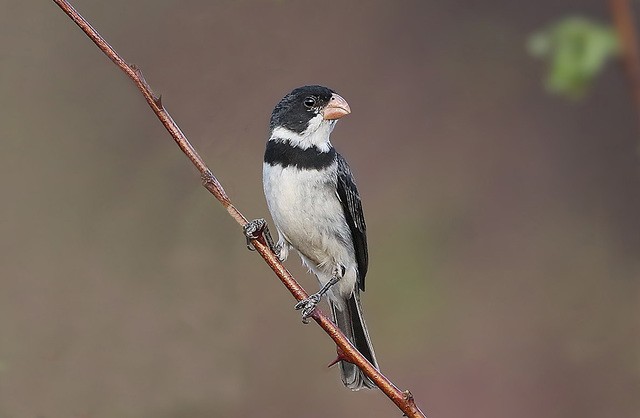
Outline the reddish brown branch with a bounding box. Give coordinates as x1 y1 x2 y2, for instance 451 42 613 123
52 0 426 417
610 0 640 133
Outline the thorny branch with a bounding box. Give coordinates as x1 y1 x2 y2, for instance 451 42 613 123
52 1 426 417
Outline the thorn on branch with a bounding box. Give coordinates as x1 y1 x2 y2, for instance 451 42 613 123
327 356 341 368
327 345 351 368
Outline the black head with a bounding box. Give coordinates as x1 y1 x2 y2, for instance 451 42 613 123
269 85 350 134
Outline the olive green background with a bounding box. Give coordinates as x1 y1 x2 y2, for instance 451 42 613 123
1 1 638 417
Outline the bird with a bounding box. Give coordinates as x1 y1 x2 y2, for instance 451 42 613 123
254 85 379 390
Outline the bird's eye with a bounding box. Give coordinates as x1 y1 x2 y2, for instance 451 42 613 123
303 97 316 108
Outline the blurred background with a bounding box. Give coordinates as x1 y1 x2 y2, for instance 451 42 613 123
1 1 639 417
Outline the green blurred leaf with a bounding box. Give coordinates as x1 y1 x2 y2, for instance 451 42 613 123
528 16 620 99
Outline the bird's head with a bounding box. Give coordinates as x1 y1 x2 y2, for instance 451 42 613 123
269 85 351 150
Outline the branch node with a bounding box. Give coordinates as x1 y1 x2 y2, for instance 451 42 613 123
154 94 163 109
201 170 230 204
403 389 415 404
129 62 141 76
201 169 220 189
129 63 160 105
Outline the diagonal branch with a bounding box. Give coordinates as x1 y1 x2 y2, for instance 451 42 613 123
51 1 426 417
609 0 640 134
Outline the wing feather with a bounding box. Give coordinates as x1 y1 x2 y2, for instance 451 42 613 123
335 153 368 291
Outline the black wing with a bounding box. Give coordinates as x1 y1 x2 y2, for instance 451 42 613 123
336 153 368 291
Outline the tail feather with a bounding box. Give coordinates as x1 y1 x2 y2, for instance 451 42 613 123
330 292 378 390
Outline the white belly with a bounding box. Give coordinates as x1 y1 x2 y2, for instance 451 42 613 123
263 162 358 302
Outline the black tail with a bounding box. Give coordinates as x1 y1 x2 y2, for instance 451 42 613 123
330 292 379 390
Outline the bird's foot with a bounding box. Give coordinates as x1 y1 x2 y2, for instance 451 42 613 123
273 242 286 261
294 265 345 323
243 219 267 251
294 293 322 323
243 218 280 255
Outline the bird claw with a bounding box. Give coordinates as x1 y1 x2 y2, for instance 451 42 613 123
243 219 267 251
243 218 267 239
294 293 321 323
273 242 286 261
243 218 282 257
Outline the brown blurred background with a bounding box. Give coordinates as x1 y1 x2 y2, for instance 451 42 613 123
1 1 639 417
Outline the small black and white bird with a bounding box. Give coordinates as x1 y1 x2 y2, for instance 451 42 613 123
258 85 379 390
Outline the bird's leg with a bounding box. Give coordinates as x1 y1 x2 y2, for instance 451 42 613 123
295 264 345 323
243 218 285 259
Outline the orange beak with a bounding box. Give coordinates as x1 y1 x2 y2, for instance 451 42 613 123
322 93 351 120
